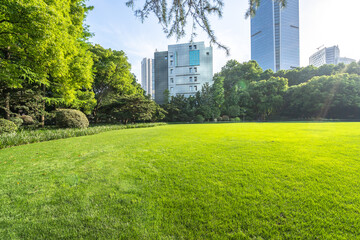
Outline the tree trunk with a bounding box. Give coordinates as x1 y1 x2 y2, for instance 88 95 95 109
41 84 46 127
5 91 10 120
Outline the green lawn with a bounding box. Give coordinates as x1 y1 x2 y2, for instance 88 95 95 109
1 123 359 239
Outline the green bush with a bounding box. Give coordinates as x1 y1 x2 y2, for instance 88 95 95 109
235 117 241 122
194 115 205 123
10 117 23 127
230 118 236 122
222 115 230 121
56 109 89 128
21 115 35 125
0 119 18 134
217 117 223 122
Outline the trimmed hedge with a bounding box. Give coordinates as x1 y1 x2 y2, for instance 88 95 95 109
0 119 18 134
56 109 89 128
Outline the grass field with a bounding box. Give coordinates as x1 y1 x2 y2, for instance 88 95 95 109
1 123 359 239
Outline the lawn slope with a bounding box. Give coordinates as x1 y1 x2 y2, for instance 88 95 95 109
0 123 359 239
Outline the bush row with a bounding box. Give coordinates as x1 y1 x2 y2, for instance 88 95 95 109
0 123 166 149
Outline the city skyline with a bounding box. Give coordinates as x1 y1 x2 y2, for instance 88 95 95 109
86 0 360 81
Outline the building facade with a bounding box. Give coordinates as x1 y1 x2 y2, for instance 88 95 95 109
309 45 356 67
251 0 300 72
153 42 213 104
141 58 155 99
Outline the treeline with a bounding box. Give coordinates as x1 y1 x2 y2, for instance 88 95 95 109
163 60 360 121
0 0 164 127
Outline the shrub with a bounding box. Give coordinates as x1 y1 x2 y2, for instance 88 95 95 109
217 117 223 122
56 109 89 128
21 115 35 125
235 117 241 122
10 117 23 127
0 119 18 134
230 118 236 122
194 115 205 123
222 115 230 121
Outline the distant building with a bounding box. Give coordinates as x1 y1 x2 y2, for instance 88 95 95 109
141 58 154 99
152 42 213 104
309 45 356 67
337 57 356 65
251 0 300 72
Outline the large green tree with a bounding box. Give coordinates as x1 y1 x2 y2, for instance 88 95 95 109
0 0 94 122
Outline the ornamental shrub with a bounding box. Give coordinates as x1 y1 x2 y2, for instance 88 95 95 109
222 115 230 121
21 115 35 125
10 117 23 127
56 109 89 128
0 119 18 134
235 117 241 122
194 115 205 123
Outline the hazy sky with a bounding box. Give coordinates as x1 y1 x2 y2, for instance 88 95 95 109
86 0 360 80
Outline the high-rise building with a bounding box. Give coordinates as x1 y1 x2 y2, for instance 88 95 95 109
141 58 154 98
251 0 300 72
153 42 213 104
309 45 356 67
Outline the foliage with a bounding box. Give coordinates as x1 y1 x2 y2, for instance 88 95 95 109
56 109 89 129
0 118 17 134
283 74 360 119
20 115 35 125
194 115 205 123
222 115 229 121
99 95 164 124
10 117 23 127
0 122 166 149
90 44 138 121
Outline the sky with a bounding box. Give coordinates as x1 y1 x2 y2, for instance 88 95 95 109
86 0 360 81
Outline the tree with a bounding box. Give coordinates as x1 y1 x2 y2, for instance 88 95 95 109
248 77 288 120
90 44 137 121
0 0 94 123
127 0 287 53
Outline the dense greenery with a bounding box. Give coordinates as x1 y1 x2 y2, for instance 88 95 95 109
1 123 359 238
0 0 164 130
0 122 166 149
164 61 360 122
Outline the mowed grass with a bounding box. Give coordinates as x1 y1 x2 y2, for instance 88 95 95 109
0 123 360 239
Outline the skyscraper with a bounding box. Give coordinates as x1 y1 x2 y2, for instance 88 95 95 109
153 42 213 104
141 58 154 99
251 0 300 72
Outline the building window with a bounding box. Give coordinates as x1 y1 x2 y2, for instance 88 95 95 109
206 52 210 55
189 45 192 50
189 86 193 92
194 76 197 82
194 86 197 91
194 45 197 50
165 56 168 60
170 69 173 74
170 60 173 66
189 77 193 82
170 87 174 92
194 67 197 72
189 68 192 73
170 55 173 59
170 78 174 83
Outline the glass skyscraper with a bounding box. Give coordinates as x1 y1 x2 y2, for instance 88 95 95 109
251 0 300 72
